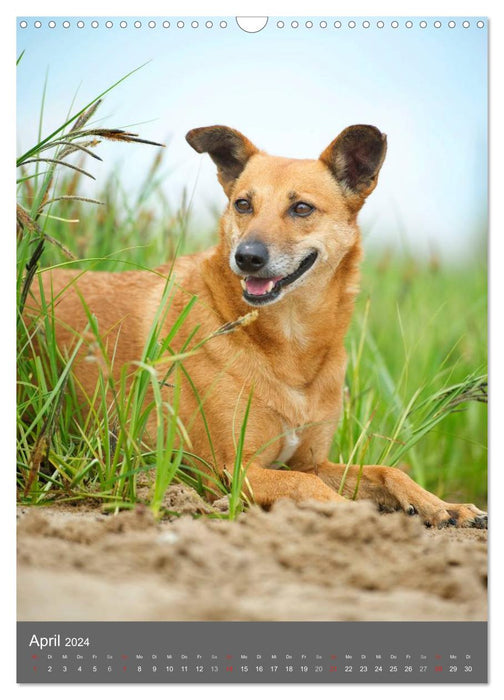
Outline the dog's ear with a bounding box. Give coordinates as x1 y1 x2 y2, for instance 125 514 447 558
186 126 259 196
320 125 387 207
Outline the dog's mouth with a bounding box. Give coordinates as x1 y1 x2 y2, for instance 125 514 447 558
240 251 318 306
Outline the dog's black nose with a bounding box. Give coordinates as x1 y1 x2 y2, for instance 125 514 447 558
234 240 269 272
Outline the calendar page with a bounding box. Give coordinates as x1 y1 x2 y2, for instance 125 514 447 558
16 12 488 684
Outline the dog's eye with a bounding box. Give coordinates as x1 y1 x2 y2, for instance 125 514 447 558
291 202 314 217
234 198 253 213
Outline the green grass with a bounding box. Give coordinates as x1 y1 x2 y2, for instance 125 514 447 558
333 253 487 505
16 80 487 516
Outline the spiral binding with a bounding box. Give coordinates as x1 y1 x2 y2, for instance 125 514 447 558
18 18 486 31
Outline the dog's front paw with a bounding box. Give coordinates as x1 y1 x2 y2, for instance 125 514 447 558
401 498 487 530
379 469 487 529
441 502 488 529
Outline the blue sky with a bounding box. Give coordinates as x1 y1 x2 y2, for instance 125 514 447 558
16 16 487 260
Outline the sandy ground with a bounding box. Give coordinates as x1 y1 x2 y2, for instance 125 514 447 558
17 484 487 622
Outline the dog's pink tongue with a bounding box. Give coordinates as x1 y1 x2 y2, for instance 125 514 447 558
245 277 280 296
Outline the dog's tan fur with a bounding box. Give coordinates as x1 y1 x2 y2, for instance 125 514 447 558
25 125 487 528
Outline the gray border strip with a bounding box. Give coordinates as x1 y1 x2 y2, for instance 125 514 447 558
18 621 487 683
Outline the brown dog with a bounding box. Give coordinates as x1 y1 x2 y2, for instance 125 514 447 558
27 125 487 528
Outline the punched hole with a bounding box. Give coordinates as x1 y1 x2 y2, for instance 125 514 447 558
236 17 268 33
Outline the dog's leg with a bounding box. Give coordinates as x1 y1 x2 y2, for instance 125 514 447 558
244 464 346 507
309 462 487 528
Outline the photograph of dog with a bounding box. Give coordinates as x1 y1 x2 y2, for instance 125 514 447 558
25 124 487 529
16 18 488 623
